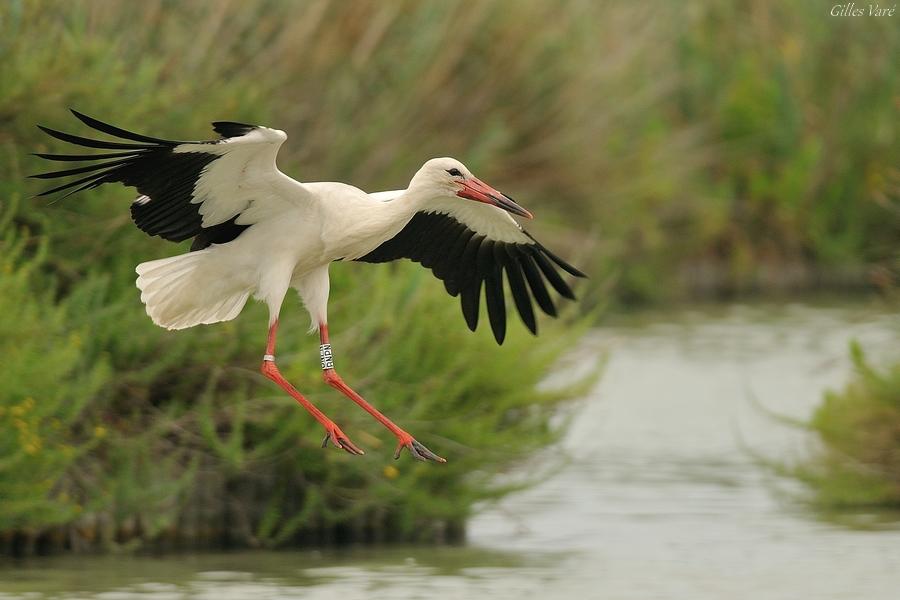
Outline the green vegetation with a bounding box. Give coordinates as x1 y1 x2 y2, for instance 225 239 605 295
0 198 110 537
0 0 896 553
667 2 898 300
0 194 591 553
794 343 900 517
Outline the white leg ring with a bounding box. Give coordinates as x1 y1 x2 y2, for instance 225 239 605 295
263 354 276 363
320 344 334 370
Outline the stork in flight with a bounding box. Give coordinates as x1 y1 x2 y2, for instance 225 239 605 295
32 111 585 463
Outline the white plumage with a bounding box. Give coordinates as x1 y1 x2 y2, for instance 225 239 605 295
34 111 585 462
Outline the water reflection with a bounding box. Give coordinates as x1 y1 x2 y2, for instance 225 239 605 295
2 303 899 599
1 548 555 599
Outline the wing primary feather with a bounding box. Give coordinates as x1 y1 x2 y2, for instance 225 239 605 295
455 233 488 310
460 279 482 332
531 247 576 300
29 157 136 179
35 168 118 197
539 246 586 277
32 151 146 162
51 173 113 201
503 245 537 335
484 265 507 344
523 231 587 277
444 279 460 297
70 110 182 146
520 251 558 316
36 125 159 150
477 240 506 343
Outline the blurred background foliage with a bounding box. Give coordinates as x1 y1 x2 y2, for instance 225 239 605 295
0 0 897 553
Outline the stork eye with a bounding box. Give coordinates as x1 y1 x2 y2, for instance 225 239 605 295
446 168 462 177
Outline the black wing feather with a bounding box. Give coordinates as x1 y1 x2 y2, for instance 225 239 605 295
29 157 136 179
37 125 159 150
485 266 506 344
530 247 576 300
212 122 257 138
34 168 119 197
525 231 587 278
520 253 557 317
32 150 150 162
32 112 254 248
70 110 185 146
503 246 537 334
356 211 585 344
461 279 482 332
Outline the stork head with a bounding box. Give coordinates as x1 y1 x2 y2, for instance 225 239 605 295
411 157 533 219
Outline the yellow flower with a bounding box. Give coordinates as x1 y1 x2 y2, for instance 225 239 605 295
24 439 42 455
94 425 107 439
382 465 399 479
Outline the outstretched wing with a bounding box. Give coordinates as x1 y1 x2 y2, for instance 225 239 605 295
356 207 586 344
31 110 301 250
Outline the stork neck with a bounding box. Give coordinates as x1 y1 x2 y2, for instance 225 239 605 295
380 186 433 221
396 182 458 217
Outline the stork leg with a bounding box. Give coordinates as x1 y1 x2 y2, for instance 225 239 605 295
319 324 446 463
260 320 364 455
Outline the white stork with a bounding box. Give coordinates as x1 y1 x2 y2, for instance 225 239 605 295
32 111 586 462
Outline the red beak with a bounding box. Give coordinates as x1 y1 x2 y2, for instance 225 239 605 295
457 177 534 219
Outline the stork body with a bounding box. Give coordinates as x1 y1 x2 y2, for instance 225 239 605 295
33 112 585 462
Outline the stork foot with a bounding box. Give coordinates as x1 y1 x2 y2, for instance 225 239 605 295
394 435 446 463
321 423 365 455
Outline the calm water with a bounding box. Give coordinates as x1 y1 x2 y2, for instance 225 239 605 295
2 303 899 599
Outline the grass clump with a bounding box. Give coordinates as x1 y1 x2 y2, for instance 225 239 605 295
795 343 900 516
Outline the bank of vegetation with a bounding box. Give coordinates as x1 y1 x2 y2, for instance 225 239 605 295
794 344 900 521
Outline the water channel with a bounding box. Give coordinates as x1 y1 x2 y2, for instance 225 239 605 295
2 302 898 599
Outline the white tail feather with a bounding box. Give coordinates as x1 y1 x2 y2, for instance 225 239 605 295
136 251 251 330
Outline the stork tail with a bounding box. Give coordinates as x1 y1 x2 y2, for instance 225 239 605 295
135 251 250 330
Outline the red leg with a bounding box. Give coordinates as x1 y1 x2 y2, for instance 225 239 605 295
319 324 445 463
260 320 363 455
